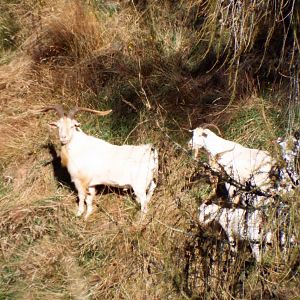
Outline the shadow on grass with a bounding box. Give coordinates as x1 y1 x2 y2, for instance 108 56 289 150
47 143 75 191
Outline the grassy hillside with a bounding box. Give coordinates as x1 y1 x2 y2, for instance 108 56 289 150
0 0 300 299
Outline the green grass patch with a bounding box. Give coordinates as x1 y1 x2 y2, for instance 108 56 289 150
224 102 282 150
0 177 9 198
0 11 19 51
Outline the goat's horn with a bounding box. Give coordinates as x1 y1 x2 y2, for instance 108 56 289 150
201 123 222 136
39 105 65 118
68 107 112 118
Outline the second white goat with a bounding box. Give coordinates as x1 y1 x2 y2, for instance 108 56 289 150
188 127 275 200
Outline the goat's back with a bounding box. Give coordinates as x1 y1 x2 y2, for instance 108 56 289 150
218 145 274 185
67 132 157 188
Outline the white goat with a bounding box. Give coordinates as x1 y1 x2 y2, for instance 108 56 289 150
198 203 293 262
42 105 158 219
188 127 275 199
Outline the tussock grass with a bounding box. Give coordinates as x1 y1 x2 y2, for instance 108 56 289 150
0 0 300 299
222 94 281 148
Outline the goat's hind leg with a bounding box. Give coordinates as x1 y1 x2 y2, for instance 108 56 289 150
133 188 148 215
135 179 157 215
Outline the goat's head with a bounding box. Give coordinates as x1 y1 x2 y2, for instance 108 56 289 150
188 127 210 152
198 203 219 225
40 105 112 145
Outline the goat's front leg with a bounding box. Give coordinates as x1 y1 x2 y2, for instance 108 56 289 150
84 186 96 220
74 180 87 217
228 235 238 253
227 235 238 262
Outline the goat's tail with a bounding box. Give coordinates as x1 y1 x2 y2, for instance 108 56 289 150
145 146 159 201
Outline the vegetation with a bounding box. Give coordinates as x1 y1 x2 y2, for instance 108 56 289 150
0 0 300 298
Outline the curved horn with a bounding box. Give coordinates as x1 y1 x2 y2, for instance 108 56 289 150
201 123 222 136
39 105 65 118
68 107 112 118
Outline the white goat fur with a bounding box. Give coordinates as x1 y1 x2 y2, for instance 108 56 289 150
51 114 158 219
188 127 275 195
199 203 292 262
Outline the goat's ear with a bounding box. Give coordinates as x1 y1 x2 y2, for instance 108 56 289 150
202 132 208 138
73 120 81 127
48 121 58 128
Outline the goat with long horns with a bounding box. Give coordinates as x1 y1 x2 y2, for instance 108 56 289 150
41 105 158 219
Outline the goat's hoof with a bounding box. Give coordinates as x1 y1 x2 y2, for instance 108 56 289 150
84 214 91 221
138 211 148 224
84 210 93 220
141 206 148 215
76 210 84 217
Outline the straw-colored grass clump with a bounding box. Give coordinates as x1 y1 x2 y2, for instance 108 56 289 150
0 0 300 299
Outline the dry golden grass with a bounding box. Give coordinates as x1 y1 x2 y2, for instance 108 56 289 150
1 0 300 299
